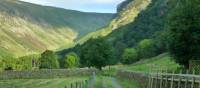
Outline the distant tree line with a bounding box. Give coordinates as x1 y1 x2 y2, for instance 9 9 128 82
0 50 80 71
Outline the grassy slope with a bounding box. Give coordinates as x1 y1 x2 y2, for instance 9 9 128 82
57 0 152 56
120 53 180 72
76 0 151 45
0 77 88 88
0 0 113 58
102 53 180 76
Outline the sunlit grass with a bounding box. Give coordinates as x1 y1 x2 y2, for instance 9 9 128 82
0 77 88 88
120 53 180 72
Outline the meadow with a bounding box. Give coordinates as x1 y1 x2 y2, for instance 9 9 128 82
120 53 180 72
0 77 88 88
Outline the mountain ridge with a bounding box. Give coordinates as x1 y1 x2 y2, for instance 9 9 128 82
0 0 114 58
57 0 152 56
71 0 151 45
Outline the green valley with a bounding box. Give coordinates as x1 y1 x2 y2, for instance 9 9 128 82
0 0 199 88
0 0 114 58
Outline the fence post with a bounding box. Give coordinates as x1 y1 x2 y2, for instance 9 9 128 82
79 82 81 88
148 73 151 88
199 81 200 88
76 82 78 88
150 77 154 88
178 70 182 88
154 70 158 88
82 81 84 88
184 70 189 88
159 70 163 88
71 83 73 88
170 71 174 88
164 70 168 88
85 80 88 88
81 81 83 88
191 70 195 88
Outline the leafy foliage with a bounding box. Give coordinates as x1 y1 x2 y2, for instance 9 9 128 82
0 54 40 71
39 50 59 69
166 0 200 68
80 38 115 70
137 39 156 59
63 52 79 68
121 48 139 64
98 0 178 64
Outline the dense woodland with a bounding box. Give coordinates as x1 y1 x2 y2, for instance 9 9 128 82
0 0 199 71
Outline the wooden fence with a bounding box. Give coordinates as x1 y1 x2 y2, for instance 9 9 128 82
147 71 200 88
117 70 200 88
65 80 89 88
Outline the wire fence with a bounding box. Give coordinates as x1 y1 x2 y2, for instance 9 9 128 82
190 60 200 74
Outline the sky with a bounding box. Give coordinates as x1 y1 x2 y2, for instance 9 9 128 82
20 0 125 13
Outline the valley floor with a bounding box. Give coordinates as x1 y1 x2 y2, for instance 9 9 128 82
0 76 139 88
88 76 139 88
0 77 88 88
0 53 180 88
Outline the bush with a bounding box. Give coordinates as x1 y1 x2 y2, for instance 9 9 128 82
121 48 139 64
137 39 157 59
63 52 79 68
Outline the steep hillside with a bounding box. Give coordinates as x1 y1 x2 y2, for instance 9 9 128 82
58 0 178 59
76 0 151 44
0 0 113 58
106 0 176 46
58 0 151 55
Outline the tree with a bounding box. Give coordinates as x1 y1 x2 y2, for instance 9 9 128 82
121 48 139 64
39 50 59 69
114 41 127 60
137 39 156 59
81 38 115 70
166 0 200 68
64 52 79 68
153 31 169 54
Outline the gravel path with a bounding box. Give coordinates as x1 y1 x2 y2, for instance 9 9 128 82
87 72 123 88
88 72 96 88
111 77 123 88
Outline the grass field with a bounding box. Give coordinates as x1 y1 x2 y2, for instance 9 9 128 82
117 78 139 88
0 77 88 88
0 53 180 88
121 53 180 72
89 76 139 88
102 53 180 75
